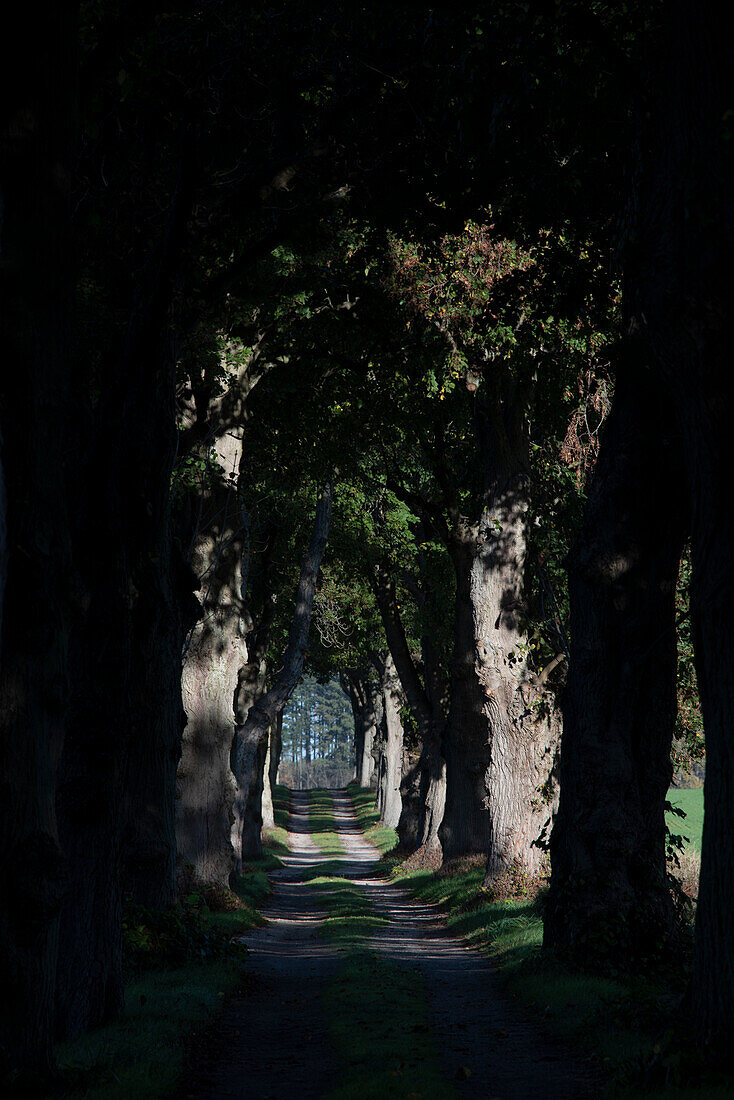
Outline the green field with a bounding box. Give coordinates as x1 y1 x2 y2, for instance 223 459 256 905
667 787 704 852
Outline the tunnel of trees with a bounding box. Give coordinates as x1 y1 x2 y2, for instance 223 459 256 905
0 0 732 1088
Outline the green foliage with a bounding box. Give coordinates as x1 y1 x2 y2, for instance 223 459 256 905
673 548 705 780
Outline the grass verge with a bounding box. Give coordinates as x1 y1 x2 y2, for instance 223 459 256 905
53 806 289 1099
346 780 398 856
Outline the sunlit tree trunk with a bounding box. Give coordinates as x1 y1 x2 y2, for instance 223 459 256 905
177 429 247 889
440 398 561 883
378 653 404 828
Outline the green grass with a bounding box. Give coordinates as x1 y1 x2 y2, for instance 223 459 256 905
346 780 399 856
308 788 346 856
54 808 290 1098
54 962 242 1100
667 788 704 853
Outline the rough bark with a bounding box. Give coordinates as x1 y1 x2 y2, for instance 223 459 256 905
0 7 75 1078
177 429 248 891
439 398 561 880
544 366 686 957
231 482 333 867
176 338 278 890
229 565 278 863
261 731 275 830
269 710 283 792
378 653 404 829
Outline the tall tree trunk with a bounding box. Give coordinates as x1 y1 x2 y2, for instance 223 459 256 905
627 2 734 1044
397 746 424 851
440 399 561 879
0 6 75 1078
261 730 275 830
177 431 247 889
379 654 404 828
56 140 193 1039
346 671 379 787
544 366 686 957
372 563 446 854
270 711 283 792
231 482 333 867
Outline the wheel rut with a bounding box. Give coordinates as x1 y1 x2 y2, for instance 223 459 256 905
186 789 595 1099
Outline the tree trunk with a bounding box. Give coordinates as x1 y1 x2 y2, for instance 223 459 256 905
440 531 492 858
0 7 75 1078
358 681 379 788
261 732 275 830
346 671 379 788
56 133 193 1035
544 366 687 956
397 746 423 850
372 564 446 853
270 711 283 792
178 560 243 888
625 2 734 1042
177 429 249 890
231 482 333 867
440 398 561 879
378 654 404 828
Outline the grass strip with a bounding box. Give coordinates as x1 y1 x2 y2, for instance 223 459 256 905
308 787 346 856
312 868 459 1099
54 817 289 1098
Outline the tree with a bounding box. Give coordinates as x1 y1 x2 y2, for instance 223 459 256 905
231 482 333 864
0 5 76 1080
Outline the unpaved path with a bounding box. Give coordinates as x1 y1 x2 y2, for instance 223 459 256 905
328 790 593 1099
186 790 594 1099
186 793 339 1099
